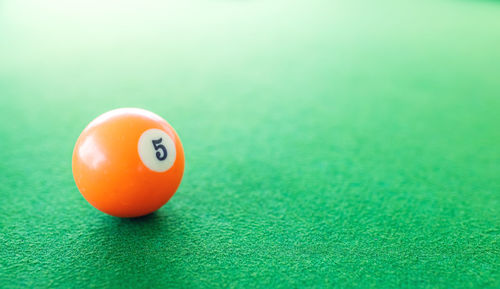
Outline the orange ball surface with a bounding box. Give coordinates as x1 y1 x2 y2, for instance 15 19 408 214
72 108 185 218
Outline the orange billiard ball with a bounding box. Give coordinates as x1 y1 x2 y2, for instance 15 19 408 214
72 108 185 218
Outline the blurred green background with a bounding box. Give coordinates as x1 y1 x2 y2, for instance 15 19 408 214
1 0 499 288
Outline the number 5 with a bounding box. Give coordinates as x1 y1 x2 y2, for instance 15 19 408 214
152 138 167 161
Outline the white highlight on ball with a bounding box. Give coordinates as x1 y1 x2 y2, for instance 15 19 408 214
138 128 176 172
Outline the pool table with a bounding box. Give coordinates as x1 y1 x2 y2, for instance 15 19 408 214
0 0 499 288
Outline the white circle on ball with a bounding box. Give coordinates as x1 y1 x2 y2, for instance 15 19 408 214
138 128 176 172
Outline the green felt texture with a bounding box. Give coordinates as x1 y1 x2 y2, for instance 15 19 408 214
1 0 499 288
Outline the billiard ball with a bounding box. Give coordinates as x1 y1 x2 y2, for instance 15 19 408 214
72 108 185 218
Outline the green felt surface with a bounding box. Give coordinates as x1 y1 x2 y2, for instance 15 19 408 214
1 0 499 288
